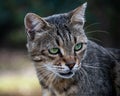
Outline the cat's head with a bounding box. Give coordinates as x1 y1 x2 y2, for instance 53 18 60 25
24 3 87 79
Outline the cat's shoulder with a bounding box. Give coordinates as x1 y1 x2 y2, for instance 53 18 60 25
87 40 120 64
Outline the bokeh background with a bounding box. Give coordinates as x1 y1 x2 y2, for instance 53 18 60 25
0 0 120 96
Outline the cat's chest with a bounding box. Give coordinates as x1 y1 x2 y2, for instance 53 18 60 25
50 80 79 96
50 68 114 96
51 86 78 96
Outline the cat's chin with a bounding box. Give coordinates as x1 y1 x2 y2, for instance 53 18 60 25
57 71 75 79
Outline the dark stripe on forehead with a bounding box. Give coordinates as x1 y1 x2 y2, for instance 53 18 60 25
74 36 77 43
64 24 72 41
55 38 60 46
55 25 73 46
56 26 64 43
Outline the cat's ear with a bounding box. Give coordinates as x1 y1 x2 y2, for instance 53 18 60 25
24 13 50 40
70 2 87 26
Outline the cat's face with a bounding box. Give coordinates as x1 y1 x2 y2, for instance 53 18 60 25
24 3 87 79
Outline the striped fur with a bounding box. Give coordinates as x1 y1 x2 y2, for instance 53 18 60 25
24 3 120 96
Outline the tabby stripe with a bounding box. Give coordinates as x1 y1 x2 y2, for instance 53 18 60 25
55 38 60 46
74 36 77 43
56 27 64 43
64 25 72 41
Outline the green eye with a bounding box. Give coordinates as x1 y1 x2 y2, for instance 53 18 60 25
74 43 83 51
49 48 60 55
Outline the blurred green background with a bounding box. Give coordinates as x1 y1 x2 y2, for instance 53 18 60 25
0 0 120 96
0 0 120 49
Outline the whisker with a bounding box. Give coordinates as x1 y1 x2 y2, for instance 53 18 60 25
46 72 53 84
76 70 83 80
37 72 44 82
42 72 52 80
36 65 57 84
37 69 47 75
80 67 91 86
36 65 47 69
86 30 109 35
37 68 50 79
36 68 47 73
84 23 100 30
88 37 103 43
82 65 103 69
50 73 56 84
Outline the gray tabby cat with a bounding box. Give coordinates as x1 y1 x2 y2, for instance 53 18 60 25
24 2 120 96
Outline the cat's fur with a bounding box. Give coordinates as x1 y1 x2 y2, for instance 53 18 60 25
24 3 120 96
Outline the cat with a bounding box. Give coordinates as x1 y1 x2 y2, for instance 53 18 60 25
24 2 120 96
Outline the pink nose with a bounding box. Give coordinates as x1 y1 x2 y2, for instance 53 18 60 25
65 63 75 70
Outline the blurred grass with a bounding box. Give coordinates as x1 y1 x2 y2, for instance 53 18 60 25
0 49 41 96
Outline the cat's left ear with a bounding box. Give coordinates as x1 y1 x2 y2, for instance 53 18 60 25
70 2 87 26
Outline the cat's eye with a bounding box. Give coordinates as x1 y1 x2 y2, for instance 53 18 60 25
49 48 60 55
74 43 83 51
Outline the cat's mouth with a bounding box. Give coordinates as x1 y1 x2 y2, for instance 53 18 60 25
57 71 75 79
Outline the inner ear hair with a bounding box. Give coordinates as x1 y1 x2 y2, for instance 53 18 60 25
71 18 85 25
24 13 51 40
69 2 87 25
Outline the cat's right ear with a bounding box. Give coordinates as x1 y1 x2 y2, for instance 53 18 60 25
24 13 50 40
69 2 87 26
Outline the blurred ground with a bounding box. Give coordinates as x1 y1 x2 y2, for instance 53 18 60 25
0 49 41 96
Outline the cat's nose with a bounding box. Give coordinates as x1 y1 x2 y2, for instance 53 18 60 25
65 63 75 70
